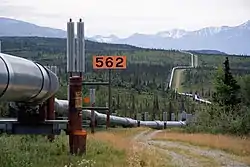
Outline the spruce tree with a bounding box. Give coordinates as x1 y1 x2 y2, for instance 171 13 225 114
213 57 241 107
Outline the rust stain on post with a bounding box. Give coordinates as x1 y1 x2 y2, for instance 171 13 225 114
68 76 86 155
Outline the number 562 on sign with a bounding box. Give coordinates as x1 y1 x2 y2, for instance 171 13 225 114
93 56 127 69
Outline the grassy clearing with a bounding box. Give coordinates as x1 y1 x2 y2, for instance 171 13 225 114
0 127 169 167
152 129 250 164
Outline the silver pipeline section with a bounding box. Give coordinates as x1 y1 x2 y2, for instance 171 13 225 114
169 66 193 89
54 98 187 129
0 53 59 104
169 51 211 104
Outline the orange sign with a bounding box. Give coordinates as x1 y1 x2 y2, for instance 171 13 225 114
93 56 127 69
83 97 90 104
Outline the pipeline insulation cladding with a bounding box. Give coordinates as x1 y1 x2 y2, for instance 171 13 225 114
54 98 188 129
0 53 59 104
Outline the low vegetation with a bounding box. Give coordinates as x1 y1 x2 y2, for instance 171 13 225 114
186 57 250 136
0 128 170 167
0 132 123 167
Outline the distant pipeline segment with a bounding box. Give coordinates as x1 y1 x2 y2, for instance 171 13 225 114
54 98 188 129
169 50 212 105
178 92 212 104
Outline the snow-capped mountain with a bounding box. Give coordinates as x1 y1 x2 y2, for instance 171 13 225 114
156 29 187 39
90 35 119 43
90 20 250 55
0 17 250 55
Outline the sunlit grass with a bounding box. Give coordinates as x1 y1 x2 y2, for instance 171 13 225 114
0 127 170 167
152 129 250 165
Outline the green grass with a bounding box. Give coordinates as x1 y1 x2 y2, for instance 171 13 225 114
0 133 126 167
0 128 173 167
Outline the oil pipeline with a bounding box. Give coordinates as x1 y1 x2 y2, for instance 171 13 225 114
0 18 212 155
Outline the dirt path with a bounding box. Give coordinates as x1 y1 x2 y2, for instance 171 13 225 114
133 130 249 167
173 69 185 91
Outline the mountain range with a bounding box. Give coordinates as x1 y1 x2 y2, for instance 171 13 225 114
0 17 66 38
0 17 249 55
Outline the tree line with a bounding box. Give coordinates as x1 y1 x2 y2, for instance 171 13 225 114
187 57 250 135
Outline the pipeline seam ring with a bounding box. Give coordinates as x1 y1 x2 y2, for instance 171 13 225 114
26 62 45 103
0 55 11 99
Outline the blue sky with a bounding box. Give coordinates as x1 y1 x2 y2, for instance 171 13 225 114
0 0 249 37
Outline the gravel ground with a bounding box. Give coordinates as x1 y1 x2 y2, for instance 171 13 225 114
133 130 250 167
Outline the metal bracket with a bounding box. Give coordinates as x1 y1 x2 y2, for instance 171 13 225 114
82 70 112 129
82 107 109 110
82 82 109 86
0 118 68 135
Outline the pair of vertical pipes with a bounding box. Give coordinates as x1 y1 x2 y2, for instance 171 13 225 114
67 18 86 155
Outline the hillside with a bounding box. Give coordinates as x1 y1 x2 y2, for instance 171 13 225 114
186 50 227 55
1 36 250 135
1 36 250 96
0 17 66 38
0 36 147 55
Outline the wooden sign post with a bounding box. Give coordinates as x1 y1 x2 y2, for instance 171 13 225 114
92 55 127 128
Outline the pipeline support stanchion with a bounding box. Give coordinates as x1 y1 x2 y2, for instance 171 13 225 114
90 102 95 133
90 88 96 133
39 102 47 123
47 95 55 141
164 122 167 129
68 76 86 155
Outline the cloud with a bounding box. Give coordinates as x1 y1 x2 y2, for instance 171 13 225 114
0 0 249 37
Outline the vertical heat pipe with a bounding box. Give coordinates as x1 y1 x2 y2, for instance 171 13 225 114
76 19 85 73
67 19 75 73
